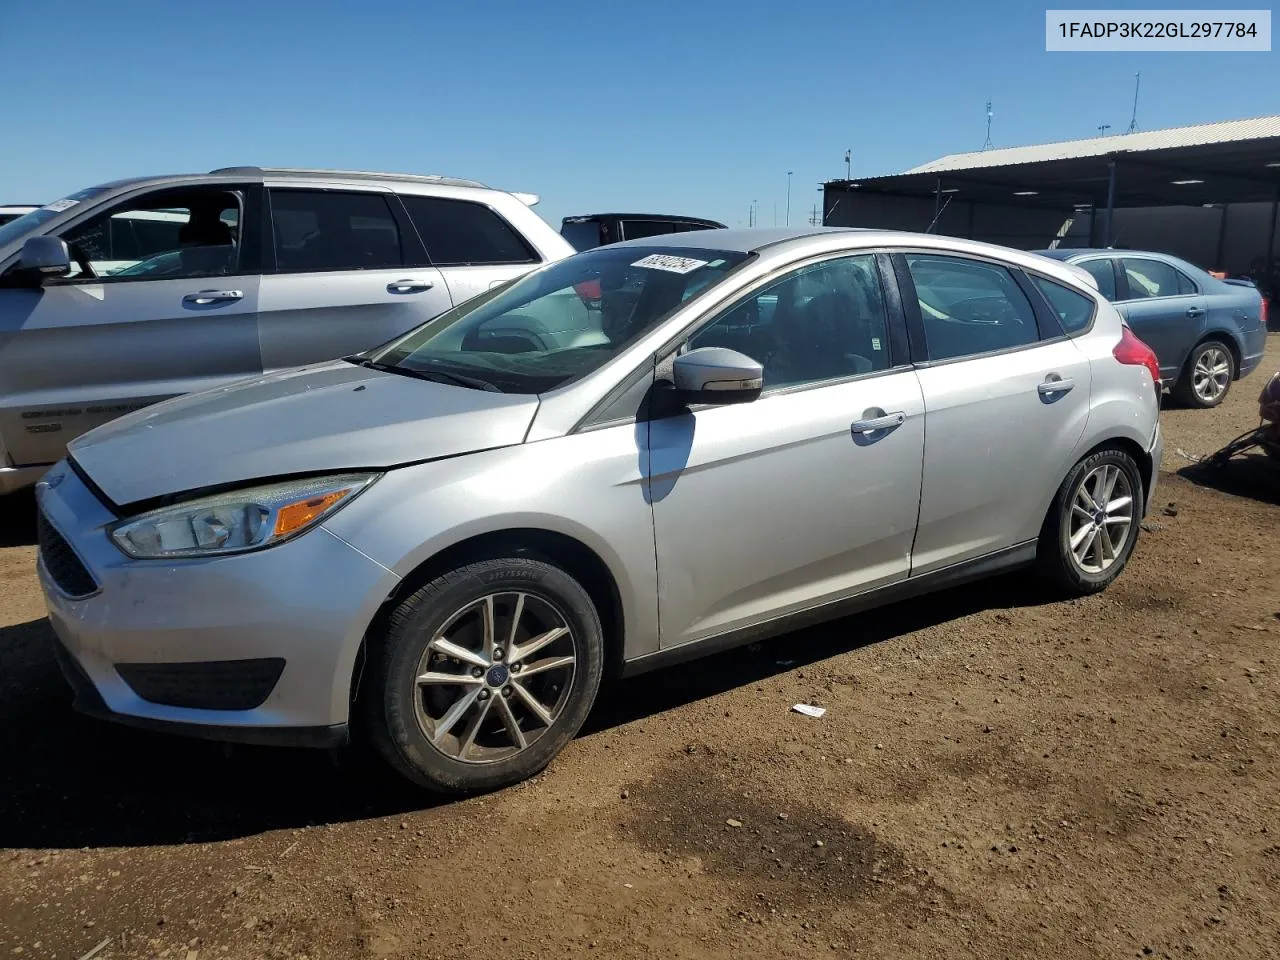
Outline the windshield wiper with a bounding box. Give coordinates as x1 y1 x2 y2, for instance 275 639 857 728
347 357 501 392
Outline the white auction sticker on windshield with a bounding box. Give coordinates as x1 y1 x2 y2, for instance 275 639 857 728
631 253 708 274
42 198 79 213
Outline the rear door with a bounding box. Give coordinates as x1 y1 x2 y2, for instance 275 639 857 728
0 183 263 467
257 186 452 373
398 194 543 307
1114 256 1206 381
896 251 1093 574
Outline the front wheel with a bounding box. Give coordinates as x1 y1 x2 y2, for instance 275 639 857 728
362 557 605 795
1175 340 1235 409
1037 448 1144 597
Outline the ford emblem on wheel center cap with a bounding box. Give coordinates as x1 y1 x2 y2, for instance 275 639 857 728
486 664 510 687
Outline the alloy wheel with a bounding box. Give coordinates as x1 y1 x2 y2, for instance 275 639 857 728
1067 463 1135 575
411 592 577 764
1191 345 1231 404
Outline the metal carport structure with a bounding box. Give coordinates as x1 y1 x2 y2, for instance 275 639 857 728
823 116 1280 272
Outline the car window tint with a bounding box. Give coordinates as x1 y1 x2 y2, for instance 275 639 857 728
905 254 1038 361
400 195 537 267
270 190 402 273
689 254 891 389
1033 276 1095 335
620 220 676 241
1121 258 1184 299
59 188 241 281
1176 270 1198 295
1078 259 1117 300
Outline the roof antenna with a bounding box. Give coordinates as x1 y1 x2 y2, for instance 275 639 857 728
983 99 994 150
1127 71 1141 133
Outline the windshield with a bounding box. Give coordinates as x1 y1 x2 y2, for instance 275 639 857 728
366 245 751 394
0 186 113 249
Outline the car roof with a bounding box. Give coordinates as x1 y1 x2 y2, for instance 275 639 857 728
607 225 870 253
563 213 725 224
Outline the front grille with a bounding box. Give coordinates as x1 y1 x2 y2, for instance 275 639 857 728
115 658 286 711
37 511 99 598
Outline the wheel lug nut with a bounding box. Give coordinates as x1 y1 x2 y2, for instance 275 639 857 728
478 689 490 700
471 667 483 679
492 648 504 661
502 686 513 698
511 662 522 673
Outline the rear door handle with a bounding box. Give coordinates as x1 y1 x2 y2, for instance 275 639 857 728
182 289 243 305
1038 376 1075 396
1186 305 1205 318
387 279 434 294
850 411 906 435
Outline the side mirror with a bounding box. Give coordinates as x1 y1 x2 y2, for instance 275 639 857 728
672 346 763 406
18 236 71 283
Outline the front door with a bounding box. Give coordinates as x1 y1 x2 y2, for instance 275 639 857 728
897 252 1093 574
0 184 263 467
648 253 925 648
257 186 453 373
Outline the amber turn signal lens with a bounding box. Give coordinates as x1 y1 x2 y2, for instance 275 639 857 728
273 490 351 537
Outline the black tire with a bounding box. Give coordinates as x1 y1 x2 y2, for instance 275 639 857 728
1037 448 1144 597
1173 339 1235 409
361 557 604 796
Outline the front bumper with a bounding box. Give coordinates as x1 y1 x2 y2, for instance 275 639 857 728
35 463 399 745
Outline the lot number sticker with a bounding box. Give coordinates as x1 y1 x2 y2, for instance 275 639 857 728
631 254 709 274
42 199 79 213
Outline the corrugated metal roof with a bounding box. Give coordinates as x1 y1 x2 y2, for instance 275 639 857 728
905 115 1280 174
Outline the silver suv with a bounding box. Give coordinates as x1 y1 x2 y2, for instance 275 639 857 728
0 167 573 493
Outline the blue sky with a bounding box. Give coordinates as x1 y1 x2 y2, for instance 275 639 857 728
2 0 1276 229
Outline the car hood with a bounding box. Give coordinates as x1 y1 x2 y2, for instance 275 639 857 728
67 361 540 508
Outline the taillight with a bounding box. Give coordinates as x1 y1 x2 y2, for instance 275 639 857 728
1261 296 1270 330
1114 325 1161 388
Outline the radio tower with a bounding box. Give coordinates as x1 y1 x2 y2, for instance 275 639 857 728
982 100 994 150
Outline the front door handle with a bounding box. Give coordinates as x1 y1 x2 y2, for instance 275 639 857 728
182 289 243 305
1038 376 1075 396
1186 305 1205 318
387 279 434 294
851 411 906 435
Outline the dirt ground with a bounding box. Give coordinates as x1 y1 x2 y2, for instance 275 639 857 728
2 338 1278 960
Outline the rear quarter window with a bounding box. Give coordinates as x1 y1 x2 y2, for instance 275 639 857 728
1032 275 1096 335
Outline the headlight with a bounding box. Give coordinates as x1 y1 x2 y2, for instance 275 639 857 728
108 473 378 559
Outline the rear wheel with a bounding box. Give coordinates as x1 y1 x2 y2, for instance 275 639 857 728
1038 448 1143 597
1175 339 1234 408
362 557 604 795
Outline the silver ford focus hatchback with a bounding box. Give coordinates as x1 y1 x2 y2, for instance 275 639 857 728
36 226 1163 795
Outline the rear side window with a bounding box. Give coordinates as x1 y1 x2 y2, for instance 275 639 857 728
269 189 403 273
904 254 1039 361
620 219 676 241
1032 275 1096 335
1121 258 1190 299
401 196 537 267
1077 259 1117 300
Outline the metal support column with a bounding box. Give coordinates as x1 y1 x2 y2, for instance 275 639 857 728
1102 159 1117 247
1214 203 1231 273
1267 187 1278 267
933 176 942 229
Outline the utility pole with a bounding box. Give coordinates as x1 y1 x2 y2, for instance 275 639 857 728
844 150 851 180
983 100 993 150
1127 72 1141 132
1098 123 1112 136
786 171 793 226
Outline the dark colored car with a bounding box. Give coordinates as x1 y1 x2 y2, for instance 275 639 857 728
560 213 726 251
1034 248 1268 408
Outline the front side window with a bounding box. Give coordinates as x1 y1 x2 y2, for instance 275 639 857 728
1121 258 1190 300
270 189 402 273
59 188 242 281
905 254 1038 361
1077 258 1117 300
688 254 892 389
401 195 537 267
1033 275 1096 335
366 245 749 394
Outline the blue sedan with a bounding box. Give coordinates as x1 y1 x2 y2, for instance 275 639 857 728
1034 248 1268 408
